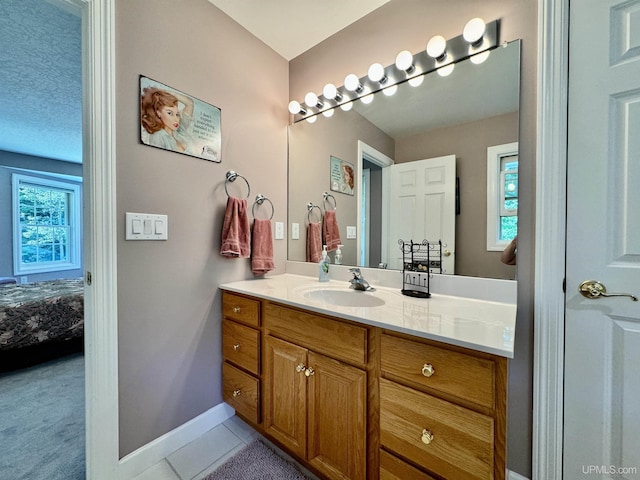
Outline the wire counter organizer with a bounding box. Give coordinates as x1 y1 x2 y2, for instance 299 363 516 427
399 239 443 298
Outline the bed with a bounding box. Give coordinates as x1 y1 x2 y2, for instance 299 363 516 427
0 278 84 372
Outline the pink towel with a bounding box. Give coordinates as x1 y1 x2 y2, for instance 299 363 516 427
306 222 323 263
220 196 251 258
251 219 274 276
322 210 341 252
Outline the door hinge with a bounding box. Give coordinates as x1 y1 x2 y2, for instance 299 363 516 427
86 271 92 286
562 278 566 293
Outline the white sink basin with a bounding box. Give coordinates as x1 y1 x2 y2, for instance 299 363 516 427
302 289 386 307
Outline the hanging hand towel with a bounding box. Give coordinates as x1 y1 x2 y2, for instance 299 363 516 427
306 222 323 263
220 196 251 258
251 219 275 275
322 210 342 252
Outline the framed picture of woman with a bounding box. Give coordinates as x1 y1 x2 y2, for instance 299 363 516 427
139 75 221 162
330 156 355 196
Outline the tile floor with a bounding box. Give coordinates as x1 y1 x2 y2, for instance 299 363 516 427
132 416 318 480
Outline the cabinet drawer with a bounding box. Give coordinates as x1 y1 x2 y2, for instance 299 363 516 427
222 320 260 375
264 302 367 366
381 334 495 408
380 449 438 480
380 378 494 480
223 362 260 424
222 292 260 327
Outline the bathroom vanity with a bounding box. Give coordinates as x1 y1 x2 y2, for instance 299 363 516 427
220 274 515 480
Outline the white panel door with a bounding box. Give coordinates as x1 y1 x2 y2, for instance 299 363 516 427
565 1 640 478
387 155 455 273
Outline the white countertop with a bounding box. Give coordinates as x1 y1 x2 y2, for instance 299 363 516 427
220 274 516 358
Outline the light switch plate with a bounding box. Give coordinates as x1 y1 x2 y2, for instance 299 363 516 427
346 226 357 239
126 212 168 240
275 221 284 239
291 223 300 240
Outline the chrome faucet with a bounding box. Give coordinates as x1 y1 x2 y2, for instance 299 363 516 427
349 268 374 291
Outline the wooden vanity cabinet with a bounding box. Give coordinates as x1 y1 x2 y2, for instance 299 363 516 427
263 303 368 480
220 290 508 480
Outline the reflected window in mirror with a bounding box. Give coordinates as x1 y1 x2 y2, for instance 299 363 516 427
487 142 518 251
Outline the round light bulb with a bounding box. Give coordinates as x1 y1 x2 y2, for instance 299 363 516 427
306 115 317 124
288 100 303 115
344 73 362 92
437 63 455 77
367 63 386 83
322 108 335 118
340 101 354 111
470 49 490 64
323 83 339 100
426 35 447 59
360 93 374 105
408 75 424 87
305 92 321 108
382 85 398 96
395 50 414 72
463 17 486 44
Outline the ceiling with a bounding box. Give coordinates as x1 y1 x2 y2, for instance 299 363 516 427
0 0 388 164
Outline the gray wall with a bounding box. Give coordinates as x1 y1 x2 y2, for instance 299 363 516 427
115 0 288 456
289 0 537 476
0 150 83 282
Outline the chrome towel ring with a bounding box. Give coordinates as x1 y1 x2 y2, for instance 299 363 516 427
252 194 274 220
224 170 251 199
307 202 322 223
322 191 337 211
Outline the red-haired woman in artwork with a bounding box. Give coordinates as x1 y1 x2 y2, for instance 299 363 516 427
141 87 196 154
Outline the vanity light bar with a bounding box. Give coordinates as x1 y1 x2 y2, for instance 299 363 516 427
288 18 500 123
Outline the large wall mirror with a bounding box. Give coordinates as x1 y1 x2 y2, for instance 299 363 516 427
288 40 521 280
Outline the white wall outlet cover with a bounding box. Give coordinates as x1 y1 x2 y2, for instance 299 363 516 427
275 221 285 239
346 226 357 239
291 223 300 240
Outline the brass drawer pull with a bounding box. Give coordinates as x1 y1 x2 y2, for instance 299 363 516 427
232 389 241 397
296 363 307 373
233 306 241 313
421 429 434 445
421 363 435 377
305 367 315 377
233 344 241 351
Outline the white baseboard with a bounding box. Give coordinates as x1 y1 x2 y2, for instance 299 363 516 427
118 402 235 479
508 469 530 480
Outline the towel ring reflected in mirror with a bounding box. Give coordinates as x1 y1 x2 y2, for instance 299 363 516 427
322 191 337 211
224 170 251 199
307 202 322 223
252 194 274 220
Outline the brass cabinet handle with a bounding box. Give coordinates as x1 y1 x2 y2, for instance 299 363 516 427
578 280 638 302
232 389 241 397
421 363 435 377
305 367 315 377
233 306 241 313
233 344 241 351
421 429 434 444
296 363 307 373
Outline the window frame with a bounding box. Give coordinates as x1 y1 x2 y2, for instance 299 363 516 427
486 142 519 251
12 173 82 275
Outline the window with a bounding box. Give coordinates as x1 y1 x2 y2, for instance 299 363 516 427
12 173 82 275
486 142 518 251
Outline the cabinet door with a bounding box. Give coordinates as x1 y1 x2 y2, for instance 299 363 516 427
307 351 367 480
263 336 307 458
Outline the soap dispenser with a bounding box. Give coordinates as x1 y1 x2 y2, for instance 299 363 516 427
319 245 330 282
335 245 344 265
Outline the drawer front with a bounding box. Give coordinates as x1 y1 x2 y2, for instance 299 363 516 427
223 362 260 424
222 292 260 327
380 378 494 480
264 302 367 366
222 320 260 375
381 334 495 408
380 449 438 480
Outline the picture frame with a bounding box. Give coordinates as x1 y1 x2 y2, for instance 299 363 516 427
330 155 355 196
139 75 221 162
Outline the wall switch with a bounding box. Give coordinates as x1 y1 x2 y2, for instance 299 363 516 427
291 222 300 240
346 226 357 239
126 212 168 240
275 221 284 239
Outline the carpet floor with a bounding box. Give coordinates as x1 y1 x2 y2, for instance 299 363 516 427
203 439 313 480
0 353 85 479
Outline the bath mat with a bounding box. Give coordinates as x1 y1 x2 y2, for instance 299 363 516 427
203 439 312 480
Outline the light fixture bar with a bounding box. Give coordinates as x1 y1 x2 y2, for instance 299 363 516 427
289 19 500 123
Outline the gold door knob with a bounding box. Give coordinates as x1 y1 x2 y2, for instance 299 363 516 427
233 344 240 351
421 363 435 377
296 363 307 373
233 306 241 313
578 280 638 301
443 250 452 257
232 389 241 397
421 429 434 444
305 367 315 377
